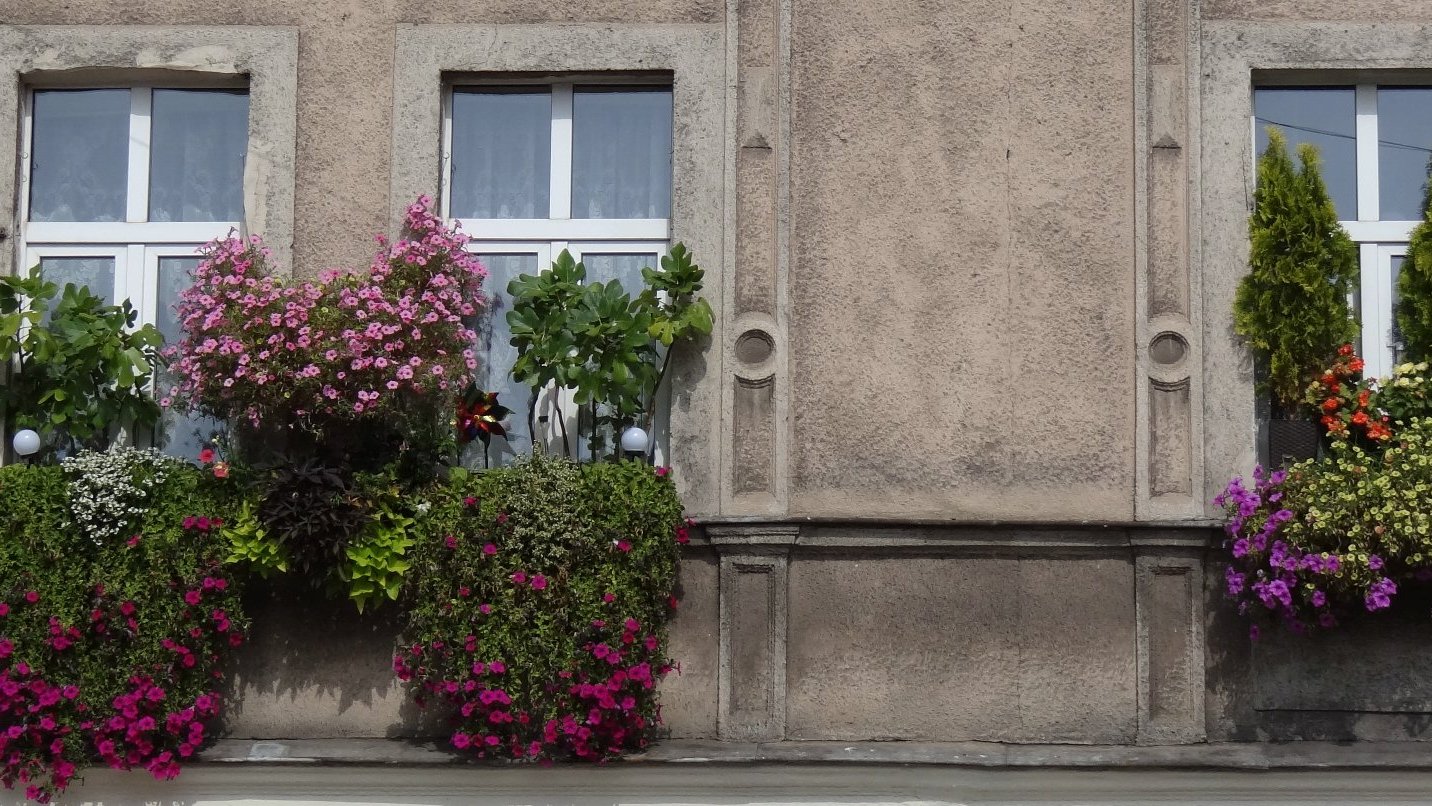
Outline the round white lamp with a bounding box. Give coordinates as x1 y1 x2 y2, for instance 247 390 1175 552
12 429 41 459
620 426 650 459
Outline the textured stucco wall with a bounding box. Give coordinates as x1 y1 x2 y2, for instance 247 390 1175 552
786 0 1137 521
785 552 1138 742
1203 0 1432 21
0 0 718 278
3 0 1143 523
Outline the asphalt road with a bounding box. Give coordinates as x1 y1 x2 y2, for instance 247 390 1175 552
33 764 1432 805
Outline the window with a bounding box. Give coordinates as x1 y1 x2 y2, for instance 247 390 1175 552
20 85 249 458
443 80 674 464
1254 85 1432 378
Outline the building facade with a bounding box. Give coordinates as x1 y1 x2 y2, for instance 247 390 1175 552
3 0 1432 761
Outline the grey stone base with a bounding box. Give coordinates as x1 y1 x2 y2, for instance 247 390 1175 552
199 737 1432 770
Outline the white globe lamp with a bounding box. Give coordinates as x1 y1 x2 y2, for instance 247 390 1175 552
620 426 650 459
12 429 41 459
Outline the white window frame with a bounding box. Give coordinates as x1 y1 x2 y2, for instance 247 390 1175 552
443 80 673 462
1252 83 1424 379
16 85 243 454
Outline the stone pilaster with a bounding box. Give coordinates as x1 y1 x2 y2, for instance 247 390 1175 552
1133 533 1208 743
721 0 791 516
707 524 796 741
1135 0 1204 520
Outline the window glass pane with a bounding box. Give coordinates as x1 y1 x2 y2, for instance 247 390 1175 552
150 90 249 223
1254 88 1357 220
40 257 116 306
464 253 539 467
450 90 551 218
582 253 654 298
572 87 672 219
1378 88 1432 221
29 90 129 222
155 256 225 460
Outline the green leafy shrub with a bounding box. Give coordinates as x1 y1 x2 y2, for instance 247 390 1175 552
0 272 164 455
508 244 713 459
0 459 247 802
1235 128 1359 413
397 454 688 760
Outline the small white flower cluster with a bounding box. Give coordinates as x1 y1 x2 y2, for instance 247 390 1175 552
62 446 183 546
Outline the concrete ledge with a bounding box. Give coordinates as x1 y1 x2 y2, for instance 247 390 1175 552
200 738 1432 770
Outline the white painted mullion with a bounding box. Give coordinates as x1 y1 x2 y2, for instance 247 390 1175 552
1359 242 1383 378
550 84 574 220
127 88 152 224
1355 84 1379 223
1377 245 1398 377
134 245 158 330
1343 220 1419 242
439 87 455 220
16 90 36 277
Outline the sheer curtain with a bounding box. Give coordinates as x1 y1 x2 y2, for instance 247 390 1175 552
572 87 673 219
148 90 249 223
450 90 552 218
29 89 129 222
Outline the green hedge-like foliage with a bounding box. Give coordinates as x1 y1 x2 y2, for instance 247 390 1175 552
398 454 689 760
0 463 246 802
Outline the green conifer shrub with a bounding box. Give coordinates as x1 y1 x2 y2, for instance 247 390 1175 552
1395 161 1432 362
1235 128 1359 414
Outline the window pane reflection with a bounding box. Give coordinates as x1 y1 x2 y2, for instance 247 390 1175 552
465 253 539 467
156 256 226 461
149 90 249 223
1378 88 1432 221
1254 87 1357 220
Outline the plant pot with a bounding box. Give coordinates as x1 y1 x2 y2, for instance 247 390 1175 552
1268 417 1320 465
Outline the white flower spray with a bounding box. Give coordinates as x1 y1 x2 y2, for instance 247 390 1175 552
62 446 183 546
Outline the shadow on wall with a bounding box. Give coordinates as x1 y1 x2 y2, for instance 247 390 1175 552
219 576 448 740
1207 573 1432 742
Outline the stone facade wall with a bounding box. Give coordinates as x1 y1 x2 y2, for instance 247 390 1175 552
2 0 1428 745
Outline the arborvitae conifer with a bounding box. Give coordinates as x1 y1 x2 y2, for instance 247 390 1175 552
1396 160 1432 362
1235 128 1358 414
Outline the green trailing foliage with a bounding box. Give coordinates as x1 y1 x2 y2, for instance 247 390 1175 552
337 476 416 613
1235 128 1359 412
0 271 164 456
0 459 247 801
398 454 689 760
